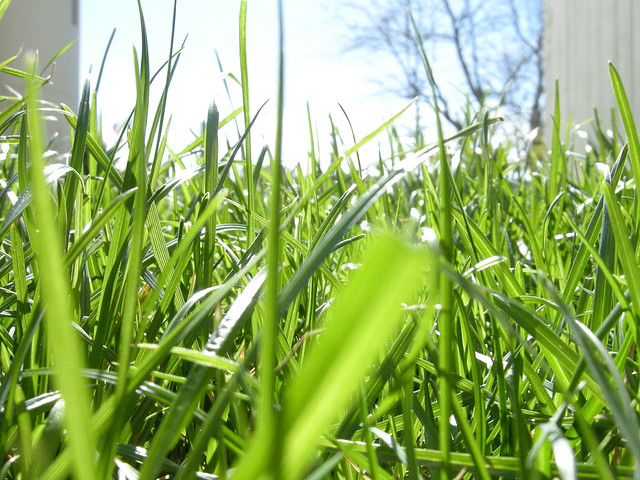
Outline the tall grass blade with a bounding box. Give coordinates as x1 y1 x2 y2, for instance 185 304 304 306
408 9 455 478
602 183 640 320
239 0 255 243
609 63 640 185
24 54 97 480
203 102 219 287
542 276 640 473
233 235 429 480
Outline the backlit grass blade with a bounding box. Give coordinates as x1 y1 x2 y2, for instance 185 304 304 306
602 183 640 321
274 100 417 234
141 190 226 318
277 152 430 317
146 203 185 310
318 439 636 479
609 63 640 185
0 309 43 423
401 369 421 480
560 143 627 307
62 109 123 186
97 2 150 477
39 40 77 76
0 162 84 240
118 0 149 362
24 54 97 480
40 258 264 480
563 213 628 313
592 166 617 331
64 80 90 232
214 101 267 196
176 106 243 155
149 0 179 179
549 80 567 204
542 276 640 470
441 264 602 405
116 444 217 480
62 188 137 267
255 1 286 475
138 268 266 480
203 102 219 288
239 0 255 243
232 235 429 480
0 0 12 21
162 270 268 480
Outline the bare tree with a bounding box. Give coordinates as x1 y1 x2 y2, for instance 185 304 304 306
341 0 544 132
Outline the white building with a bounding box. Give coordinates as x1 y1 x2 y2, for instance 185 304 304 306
0 0 79 150
544 0 640 138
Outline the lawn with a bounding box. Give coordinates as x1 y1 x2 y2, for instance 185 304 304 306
1 1 639 479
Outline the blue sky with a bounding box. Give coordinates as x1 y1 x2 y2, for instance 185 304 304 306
80 1 410 167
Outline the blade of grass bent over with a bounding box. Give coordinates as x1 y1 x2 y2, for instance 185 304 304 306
277 151 426 317
139 268 267 480
40 254 264 480
166 269 268 480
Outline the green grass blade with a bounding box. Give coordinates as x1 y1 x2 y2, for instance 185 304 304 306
140 191 226 318
318 439 636 479
256 1 285 475
232 235 429 480
0 0 13 21
239 0 255 243
203 102 219 288
542 276 640 468
24 54 97 480
609 63 640 184
158 269 267 480
214 101 267 196
62 188 137 267
602 183 640 321
97 3 150 477
138 268 265 480
62 106 124 189
277 155 428 316
281 236 427 479
65 80 91 232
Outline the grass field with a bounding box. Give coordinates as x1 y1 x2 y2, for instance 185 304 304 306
1 1 640 479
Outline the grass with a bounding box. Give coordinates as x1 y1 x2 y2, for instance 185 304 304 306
1 1 640 479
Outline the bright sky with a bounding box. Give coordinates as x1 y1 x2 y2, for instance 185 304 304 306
80 1 411 167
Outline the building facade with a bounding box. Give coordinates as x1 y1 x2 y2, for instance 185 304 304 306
0 0 80 150
544 0 640 137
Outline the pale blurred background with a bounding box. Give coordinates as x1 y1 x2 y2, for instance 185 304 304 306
0 1 638 162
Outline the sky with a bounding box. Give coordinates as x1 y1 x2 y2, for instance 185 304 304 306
79 1 411 168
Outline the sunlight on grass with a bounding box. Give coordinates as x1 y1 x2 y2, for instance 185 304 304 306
0 2 639 480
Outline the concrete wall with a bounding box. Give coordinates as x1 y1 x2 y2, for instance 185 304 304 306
544 0 640 138
0 0 80 151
